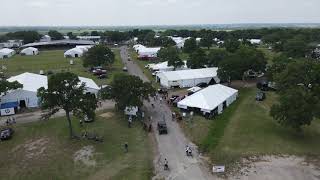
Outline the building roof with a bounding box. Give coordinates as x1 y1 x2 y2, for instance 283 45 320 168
158 67 219 82
22 40 95 48
0 48 15 55
178 84 238 111
7 72 47 92
7 72 99 93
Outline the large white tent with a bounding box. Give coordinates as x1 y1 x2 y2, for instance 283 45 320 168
20 47 39 56
156 68 220 88
0 72 100 109
64 48 84 58
138 47 161 59
0 48 15 59
177 84 238 115
76 45 93 52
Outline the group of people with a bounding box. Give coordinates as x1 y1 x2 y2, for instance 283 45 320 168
162 145 193 171
5 116 16 126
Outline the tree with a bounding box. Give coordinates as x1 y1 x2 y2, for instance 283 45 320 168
0 80 22 95
67 32 77 40
199 36 213 49
158 47 184 69
48 30 64 40
270 60 320 131
207 49 229 67
283 38 310 58
187 49 207 69
183 38 198 53
224 39 241 53
82 44 115 67
91 31 100 36
101 74 155 110
37 72 97 138
6 31 41 44
266 55 291 81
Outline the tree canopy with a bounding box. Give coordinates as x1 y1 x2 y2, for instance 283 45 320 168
224 39 241 53
207 49 230 67
183 38 198 53
101 74 155 110
5 31 41 44
38 72 97 137
82 45 115 67
48 30 64 40
187 49 207 69
0 80 23 95
158 47 184 69
270 60 320 131
199 36 213 49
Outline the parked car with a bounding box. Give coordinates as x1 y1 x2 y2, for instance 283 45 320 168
157 120 168 134
256 91 266 101
158 88 168 94
170 95 179 102
93 69 107 76
0 128 14 141
98 74 107 79
123 67 128 72
257 81 269 91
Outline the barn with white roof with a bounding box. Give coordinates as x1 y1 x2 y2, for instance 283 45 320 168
0 72 100 109
20 47 39 56
156 68 220 88
0 48 15 59
177 84 238 115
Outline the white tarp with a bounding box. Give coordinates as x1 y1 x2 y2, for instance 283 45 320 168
177 84 238 114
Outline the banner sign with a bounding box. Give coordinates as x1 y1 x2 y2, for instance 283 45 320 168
0 108 15 116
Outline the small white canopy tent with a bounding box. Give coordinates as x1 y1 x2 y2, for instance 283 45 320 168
20 47 39 56
0 48 15 59
156 67 220 88
64 48 84 58
178 84 238 115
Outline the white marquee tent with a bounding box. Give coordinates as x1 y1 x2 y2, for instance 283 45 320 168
156 68 220 88
0 48 15 59
177 84 238 115
138 47 161 59
0 72 100 108
64 48 84 58
20 47 39 56
151 61 188 72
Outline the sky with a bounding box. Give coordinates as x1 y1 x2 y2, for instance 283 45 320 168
1 0 320 26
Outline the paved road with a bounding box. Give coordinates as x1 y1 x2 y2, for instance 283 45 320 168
120 46 214 180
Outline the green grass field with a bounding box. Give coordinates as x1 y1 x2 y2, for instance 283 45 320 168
0 110 153 180
180 88 320 165
1 49 123 85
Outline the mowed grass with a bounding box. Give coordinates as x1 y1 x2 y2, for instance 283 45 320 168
1 49 123 85
180 88 320 165
0 110 153 180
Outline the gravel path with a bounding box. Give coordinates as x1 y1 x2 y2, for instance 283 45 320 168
121 46 214 180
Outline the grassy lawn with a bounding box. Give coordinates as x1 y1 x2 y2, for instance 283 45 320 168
0 49 123 85
0 110 153 180
180 88 320 165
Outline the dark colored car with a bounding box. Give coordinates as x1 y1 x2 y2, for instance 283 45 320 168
93 69 107 76
158 88 168 94
196 82 208 88
157 120 168 135
0 128 14 141
257 81 269 91
256 91 266 101
98 74 107 79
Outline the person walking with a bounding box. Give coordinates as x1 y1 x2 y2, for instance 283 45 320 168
124 142 128 153
164 158 169 170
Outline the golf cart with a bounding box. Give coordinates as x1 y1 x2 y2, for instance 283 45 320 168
157 120 168 135
0 128 14 141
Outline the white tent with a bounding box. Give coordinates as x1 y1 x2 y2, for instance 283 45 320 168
76 45 93 52
133 44 146 52
64 48 84 58
156 68 220 88
249 39 262 45
169 37 190 49
178 84 238 115
20 47 39 56
0 72 100 108
151 61 188 72
137 47 161 59
0 48 15 59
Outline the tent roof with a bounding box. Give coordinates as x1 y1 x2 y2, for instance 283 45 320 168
152 61 187 71
0 48 14 54
7 72 47 92
64 48 83 54
21 47 38 52
158 67 218 81
7 72 99 93
178 84 238 111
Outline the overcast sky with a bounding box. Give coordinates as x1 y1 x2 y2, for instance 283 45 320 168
1 0 320 26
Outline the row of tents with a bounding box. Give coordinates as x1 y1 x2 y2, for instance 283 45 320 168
0 47 39 59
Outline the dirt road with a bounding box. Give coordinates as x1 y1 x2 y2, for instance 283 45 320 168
121 46 214 180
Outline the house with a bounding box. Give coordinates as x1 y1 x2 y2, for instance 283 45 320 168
156 68 220 88
40 35 51 42
0 40 23 48
64 48 84 58
150 61 188 72
20 47 39 56
177 84 238 116
0 72 100 109
0 48 15 59
249 39 262 45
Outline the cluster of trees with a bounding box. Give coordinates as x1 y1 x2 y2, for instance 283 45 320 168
0 80 22 95
82 44 115 67
269 56 320 132
1 31 41 44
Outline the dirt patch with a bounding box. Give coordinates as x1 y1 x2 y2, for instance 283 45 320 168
23 138 50 159
74 146 96 166
100 112 114 118
228 155 320 180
